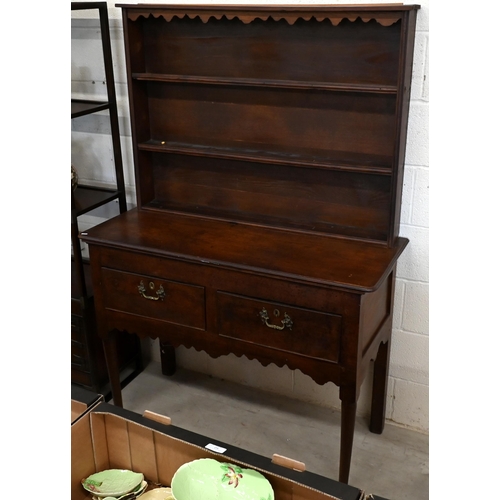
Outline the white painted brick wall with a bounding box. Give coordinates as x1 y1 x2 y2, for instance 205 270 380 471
72 0 430 433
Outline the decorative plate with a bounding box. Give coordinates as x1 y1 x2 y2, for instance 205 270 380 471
91 480 148 500
82 469 144 498
139 487 174 500
171 458 274 500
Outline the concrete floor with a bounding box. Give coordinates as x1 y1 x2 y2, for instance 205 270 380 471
117 362 428 500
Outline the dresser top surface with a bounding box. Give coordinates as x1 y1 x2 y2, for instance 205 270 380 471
81 209 407 292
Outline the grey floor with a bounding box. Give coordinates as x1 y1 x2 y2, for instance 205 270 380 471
117 362 429 500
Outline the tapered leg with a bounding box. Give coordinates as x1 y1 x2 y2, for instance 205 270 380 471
160 341 177 376
102 331 123 407
370 340 390 434
339 400 357 484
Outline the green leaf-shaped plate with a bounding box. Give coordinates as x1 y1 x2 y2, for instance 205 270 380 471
171 458 274 500
82 469 144 498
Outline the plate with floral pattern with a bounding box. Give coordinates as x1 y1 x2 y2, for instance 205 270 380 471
171 458 274 500
90 480 148 500
82 469 144 498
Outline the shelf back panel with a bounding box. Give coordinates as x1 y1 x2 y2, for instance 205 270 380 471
146 82 397 164
146 152 391 241
132 16 401 87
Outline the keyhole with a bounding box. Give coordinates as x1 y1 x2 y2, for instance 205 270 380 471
273 309 280 317
149 282 155 290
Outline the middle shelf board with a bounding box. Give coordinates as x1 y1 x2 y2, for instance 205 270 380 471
138 139 393 175
132 73 398 94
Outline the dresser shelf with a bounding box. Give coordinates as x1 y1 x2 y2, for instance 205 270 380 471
138 139 394 175
132 73 399 94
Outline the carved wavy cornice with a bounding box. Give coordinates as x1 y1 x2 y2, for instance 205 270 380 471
123 7 409 27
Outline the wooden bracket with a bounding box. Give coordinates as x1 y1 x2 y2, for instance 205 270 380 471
271 453 306 472
143 410 172 426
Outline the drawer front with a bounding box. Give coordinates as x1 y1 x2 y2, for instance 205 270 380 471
102 268 205 330
217 292 341 362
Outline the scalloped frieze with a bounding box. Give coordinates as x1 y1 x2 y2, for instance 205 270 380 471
111 324 337 385
127 10 402 27
142 336 338 387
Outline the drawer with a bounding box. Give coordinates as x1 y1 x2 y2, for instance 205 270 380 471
217 292 341 362
101 268 206 330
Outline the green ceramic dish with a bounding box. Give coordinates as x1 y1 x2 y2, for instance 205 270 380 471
171 458 274 500
91 480 148 500
82 469 144 498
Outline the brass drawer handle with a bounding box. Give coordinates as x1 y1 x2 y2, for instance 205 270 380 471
138 280 165 301
259 307 293 331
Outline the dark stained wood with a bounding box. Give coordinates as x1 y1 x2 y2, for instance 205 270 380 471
160 341 177 376
141 140 394 173
147 153 392 240
389 8 419 242
133 73 399 94
102 330 124 407
217 291 342 362
146 84 396 160
101 267 206 329
88 242 352 387
83 208 408 292
137 15 401 85
339 400 357 484
359 273 391 354
370 339 391 434
81 3 419 483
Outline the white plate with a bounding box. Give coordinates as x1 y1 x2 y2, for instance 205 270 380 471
139 487 174 500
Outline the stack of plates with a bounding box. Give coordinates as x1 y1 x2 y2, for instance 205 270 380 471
82 460 274 500
82 469 147 500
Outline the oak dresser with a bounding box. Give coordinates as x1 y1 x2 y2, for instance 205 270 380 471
81 3 419 483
